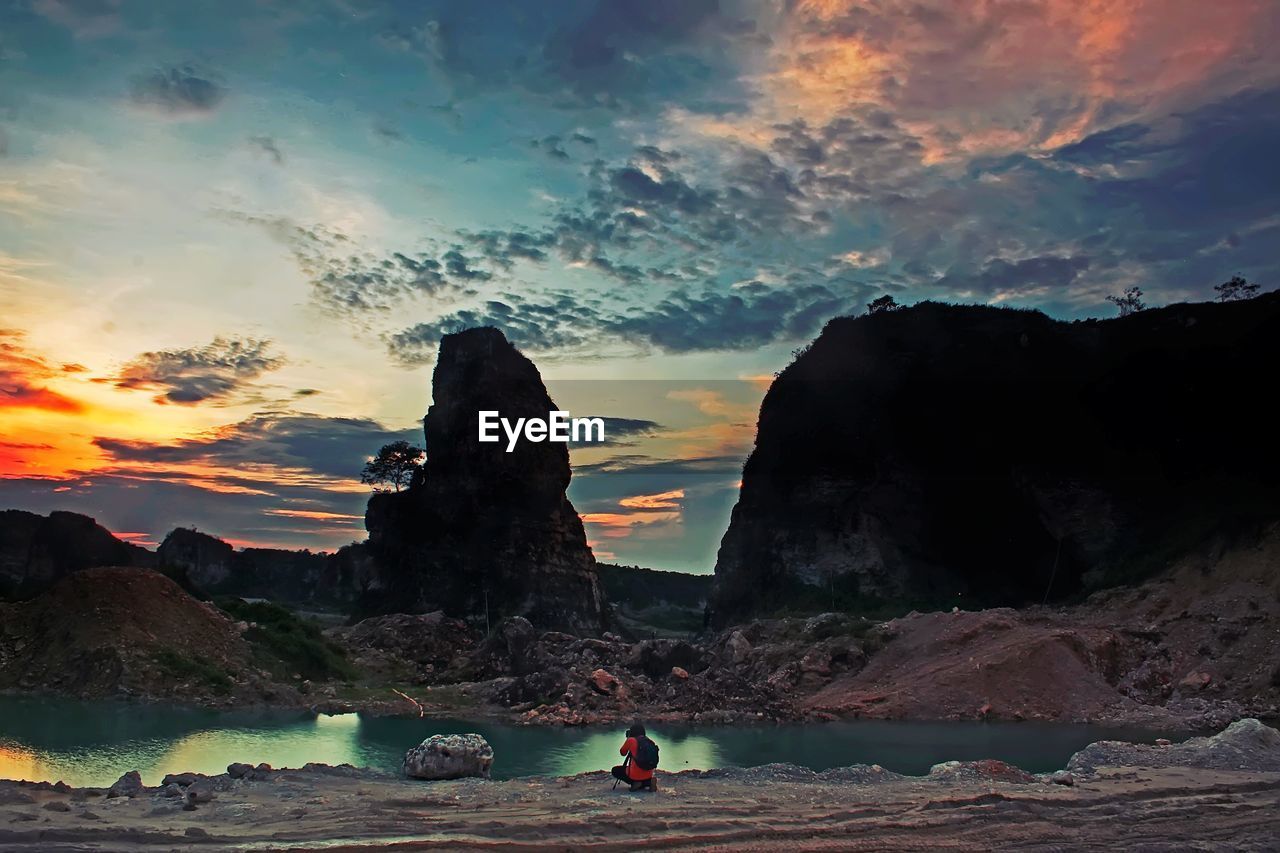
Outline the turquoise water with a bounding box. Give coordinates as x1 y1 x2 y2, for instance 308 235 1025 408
0 696 1181 787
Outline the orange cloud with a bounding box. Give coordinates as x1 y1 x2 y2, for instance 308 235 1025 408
739 374 775 392
586 539 617 562
265 508 363 522
1 331 86 414
113 531 160 548
581 510 681 539
696 0 1276 162
666 388 755 421
619 489 685 509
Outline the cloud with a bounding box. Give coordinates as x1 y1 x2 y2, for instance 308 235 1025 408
107 336 285 405
569 416 662 447
934 254 1092 300
581 509 681 538
386 295 600 364
745 0 1279 162
386 275 873 363
247 135 284 165
0 469 371 553
380 0 756 114
93 412 419 481
0 329 85 413
619 488 684 509
32 0 121 39
225 213 498 315
129 65 226 117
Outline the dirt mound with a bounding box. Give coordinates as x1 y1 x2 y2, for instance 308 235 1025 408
801 526 1280 727
803 608 1131 722
0 567 277 703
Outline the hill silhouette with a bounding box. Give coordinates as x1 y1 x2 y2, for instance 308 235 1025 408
712 292 1280 624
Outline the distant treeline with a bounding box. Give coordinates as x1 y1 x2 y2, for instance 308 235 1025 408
596 563 712 611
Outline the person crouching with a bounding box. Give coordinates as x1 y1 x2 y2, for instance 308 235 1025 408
612 722 660 792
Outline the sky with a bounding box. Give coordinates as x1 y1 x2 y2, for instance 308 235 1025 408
2 0 1278 572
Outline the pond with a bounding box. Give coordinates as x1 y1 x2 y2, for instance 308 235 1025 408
0 696 1185 787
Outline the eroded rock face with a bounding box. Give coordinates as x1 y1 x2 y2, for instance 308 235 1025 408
156 527 372 606
363 327 606 634
713 295 1280 624
0 510 153 599
403 734 495 780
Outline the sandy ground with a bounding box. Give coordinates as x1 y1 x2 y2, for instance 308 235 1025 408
2 761 1278 851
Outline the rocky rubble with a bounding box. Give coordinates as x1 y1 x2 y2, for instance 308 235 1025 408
402 613 891 725
1067 717 1280 774
326 611 476 684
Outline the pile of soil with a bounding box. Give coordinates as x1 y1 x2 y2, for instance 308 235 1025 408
0 567 287 705
802 526 1280 729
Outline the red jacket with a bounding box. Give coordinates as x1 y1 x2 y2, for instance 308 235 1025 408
620 737 653 781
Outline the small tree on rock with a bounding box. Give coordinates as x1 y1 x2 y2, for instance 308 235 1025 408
361 440 424 492
1214 275 1260 302
867 294 899 314
1105 286 1146 317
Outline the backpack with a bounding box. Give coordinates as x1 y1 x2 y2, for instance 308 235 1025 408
634 735 659 771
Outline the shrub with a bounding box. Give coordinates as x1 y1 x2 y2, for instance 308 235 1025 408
152 649 232 694
218 599 357 682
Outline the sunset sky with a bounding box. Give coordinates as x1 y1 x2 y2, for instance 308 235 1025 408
2 0 1278 571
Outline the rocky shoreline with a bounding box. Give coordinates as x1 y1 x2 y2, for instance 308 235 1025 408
2 719 1278 851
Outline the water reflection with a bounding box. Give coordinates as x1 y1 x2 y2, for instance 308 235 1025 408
540 727 722 777
0 696 1183 788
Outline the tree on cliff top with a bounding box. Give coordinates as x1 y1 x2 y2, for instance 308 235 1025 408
1105 286 1146 317
1214 275 1260 302
867 294 899 314
361 440 424 492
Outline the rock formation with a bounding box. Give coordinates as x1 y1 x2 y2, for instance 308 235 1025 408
362 326 606 634
0 509 154 599
156 527 374 606
713 294 1280 624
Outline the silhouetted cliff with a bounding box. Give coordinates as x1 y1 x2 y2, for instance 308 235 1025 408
157 527 375 606
0 510 154 599
712 294 1280 625
362 327 607 634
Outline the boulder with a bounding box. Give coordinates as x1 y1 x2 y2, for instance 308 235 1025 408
403 733 495 780
624 639 703 679
107 770 144 799
590 668 621 695
187 781 217 804
161 772 200 787
1179 671 1213 691
928 760 1036 784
